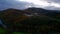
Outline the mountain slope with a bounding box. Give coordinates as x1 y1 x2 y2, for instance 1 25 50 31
25 7 60 19
0 8 60 34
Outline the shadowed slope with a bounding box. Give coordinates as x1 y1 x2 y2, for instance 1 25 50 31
0 8 60 34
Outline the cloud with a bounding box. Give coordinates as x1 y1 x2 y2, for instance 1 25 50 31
44 0 60 3
41 0 60 10
0 0 60 10
0 0 34 10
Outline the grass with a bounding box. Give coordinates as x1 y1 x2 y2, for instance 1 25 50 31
0 27 31 34
0 27 6 34
12 32 31 34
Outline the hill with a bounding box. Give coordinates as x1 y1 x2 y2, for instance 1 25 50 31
0 8 60 34
25 7 60 19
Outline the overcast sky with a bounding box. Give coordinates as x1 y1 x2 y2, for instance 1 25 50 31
0 0 60 10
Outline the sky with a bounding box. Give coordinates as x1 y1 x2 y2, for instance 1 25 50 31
0 0 60 10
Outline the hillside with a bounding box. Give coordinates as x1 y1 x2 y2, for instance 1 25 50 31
25 7 60 19
0 8 60 34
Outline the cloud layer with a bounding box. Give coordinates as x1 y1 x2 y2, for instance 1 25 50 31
0 0 60 10
0 0 34 10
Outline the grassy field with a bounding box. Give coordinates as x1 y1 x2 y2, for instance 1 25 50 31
0 27 60 34
0 27 31 34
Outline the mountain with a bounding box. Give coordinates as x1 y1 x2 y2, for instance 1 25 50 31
25 7 60 19
0 8 60 34
25 7 60 13
0 8 30 23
